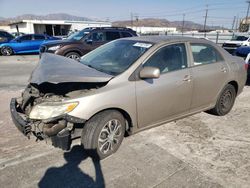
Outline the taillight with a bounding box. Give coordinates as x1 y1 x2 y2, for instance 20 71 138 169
245 63 249 70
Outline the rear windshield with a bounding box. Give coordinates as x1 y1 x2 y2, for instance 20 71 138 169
231 36 248 41
80 40 153 76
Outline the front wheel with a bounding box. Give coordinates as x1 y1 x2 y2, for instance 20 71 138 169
65 52 81 61
206 84 236 116
1 46 13 56
81 110 126 159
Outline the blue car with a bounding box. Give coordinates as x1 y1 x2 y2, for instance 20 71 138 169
0 34 61 56
234 46 250 58
234 46 250 80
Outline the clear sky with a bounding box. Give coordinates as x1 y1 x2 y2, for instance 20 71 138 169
0 0 248 28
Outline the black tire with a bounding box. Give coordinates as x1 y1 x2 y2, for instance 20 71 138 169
206 84 236 116
65 52 81 61
1 46 13 56
81 110 126 159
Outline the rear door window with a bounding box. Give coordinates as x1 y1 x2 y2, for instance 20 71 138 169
190 43 224 66
106 31 120 41
19 35 32 41
34 35 45 40
121 32 132 38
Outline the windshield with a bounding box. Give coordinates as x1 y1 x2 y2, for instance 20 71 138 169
80 40 153 76
67 30 90 40
231 36 249 41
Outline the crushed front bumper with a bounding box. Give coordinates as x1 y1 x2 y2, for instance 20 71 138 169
10 98 85 150
10 98 32 137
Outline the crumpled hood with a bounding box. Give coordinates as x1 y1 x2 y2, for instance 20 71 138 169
30 53 113 85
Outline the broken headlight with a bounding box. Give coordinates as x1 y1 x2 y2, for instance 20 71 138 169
29 102 78 120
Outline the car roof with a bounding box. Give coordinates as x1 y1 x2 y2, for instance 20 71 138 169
122 35 212 45
84 27 135 32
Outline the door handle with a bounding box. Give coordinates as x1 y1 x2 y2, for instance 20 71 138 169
221 67 227 73
183 75 192 82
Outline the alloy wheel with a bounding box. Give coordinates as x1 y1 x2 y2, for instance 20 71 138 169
67 54 80 61
98 119 122 154
1 47 12 56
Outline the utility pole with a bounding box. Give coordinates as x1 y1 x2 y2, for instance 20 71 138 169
235 14 239 32
232 16 236 31
245 1 250 24
135 15 139 33
130 12 133 28
203 5 208 37
182 14 185 36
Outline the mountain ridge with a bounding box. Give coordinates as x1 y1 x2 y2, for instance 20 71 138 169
0 14 223 30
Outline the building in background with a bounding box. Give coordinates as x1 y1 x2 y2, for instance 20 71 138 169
0 22 11 32
7 20 111 36
239 17 250 32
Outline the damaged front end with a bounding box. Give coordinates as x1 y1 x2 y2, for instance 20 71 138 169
10 81 106 150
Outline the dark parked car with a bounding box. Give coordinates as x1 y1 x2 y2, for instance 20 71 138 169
0 30 14 44
0 34 61 55
40 27 137 61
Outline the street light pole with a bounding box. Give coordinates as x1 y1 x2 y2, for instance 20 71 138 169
245 0 250 24
182 14 185 36
203 5 208 37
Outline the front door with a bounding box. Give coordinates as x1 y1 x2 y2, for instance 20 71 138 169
85 31 106 52
15 35 33 52
136 43 193 128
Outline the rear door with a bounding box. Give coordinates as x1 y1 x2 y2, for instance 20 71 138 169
105 31 121 41
136 43 193 128
14 35 33 52
188 43 229 111
31 34 46 51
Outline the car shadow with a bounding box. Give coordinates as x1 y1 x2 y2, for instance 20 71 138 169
38 145 105 188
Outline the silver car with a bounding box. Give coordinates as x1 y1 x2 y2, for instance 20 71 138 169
10 36 247 159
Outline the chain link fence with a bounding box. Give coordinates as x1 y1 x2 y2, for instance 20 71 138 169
142 32 250 45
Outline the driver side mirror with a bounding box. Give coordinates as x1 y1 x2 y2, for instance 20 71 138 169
139 66 160 79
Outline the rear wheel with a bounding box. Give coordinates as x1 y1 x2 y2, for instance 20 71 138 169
1 46 13 56
65 52 81 61
81 110 126 159
206 84 236 116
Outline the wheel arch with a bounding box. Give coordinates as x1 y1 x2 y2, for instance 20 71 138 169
86 107 134 136
64 48 82 56
228 80 238 94
0 45 15 54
